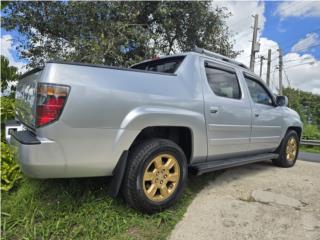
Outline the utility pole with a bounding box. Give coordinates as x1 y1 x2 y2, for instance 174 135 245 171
250 14 259 71
266 49 271 87
259 56 265 77
278 48 283 95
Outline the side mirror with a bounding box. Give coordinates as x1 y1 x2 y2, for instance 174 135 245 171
276 95 288 107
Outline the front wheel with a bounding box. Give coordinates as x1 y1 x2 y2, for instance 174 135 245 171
122 138 187 213
273 130 299 168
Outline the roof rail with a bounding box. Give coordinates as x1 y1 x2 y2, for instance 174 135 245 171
192 46 249 69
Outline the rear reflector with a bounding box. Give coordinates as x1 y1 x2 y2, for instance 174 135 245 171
36 83 70 127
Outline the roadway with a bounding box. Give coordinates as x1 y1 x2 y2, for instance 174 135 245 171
298 152 320 163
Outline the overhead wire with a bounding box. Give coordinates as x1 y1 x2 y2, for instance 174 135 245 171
283 68 291 88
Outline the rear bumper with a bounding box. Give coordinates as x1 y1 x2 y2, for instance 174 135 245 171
10 135 66 179
6 120 133 179
6 122 66 178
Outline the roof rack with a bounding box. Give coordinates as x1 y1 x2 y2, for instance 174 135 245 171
192 46 249 69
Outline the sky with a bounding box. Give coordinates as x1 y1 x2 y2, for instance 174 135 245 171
214 0 320 94
1 1 320 94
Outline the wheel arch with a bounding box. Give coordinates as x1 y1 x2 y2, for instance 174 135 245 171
113 106 207 164
286 126 302 140
128 126 194 164
275 125 302 153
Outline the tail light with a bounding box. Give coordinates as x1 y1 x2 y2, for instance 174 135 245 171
36 83 70 127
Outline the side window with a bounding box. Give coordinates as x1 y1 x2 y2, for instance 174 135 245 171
244 77 273 106
205 65 241 99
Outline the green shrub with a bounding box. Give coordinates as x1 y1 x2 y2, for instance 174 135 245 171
1 96 15 122
303 124 320 140
1 142 21 191
1 96 21 191
1 97 16 141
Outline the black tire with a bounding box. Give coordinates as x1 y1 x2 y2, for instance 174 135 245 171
272 130 299 168
122 138 187 213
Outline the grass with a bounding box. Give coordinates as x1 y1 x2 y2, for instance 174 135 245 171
300 145 320 154
1 172 218 240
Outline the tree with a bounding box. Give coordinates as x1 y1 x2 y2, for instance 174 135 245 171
283 87 320 126
2 2 238 68
1 56 18 93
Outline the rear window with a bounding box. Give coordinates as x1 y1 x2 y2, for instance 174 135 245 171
131 56 185 74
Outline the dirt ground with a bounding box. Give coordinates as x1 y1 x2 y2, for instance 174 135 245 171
169 160 320 240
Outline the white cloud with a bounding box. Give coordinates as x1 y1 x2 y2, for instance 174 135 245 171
291 33 320 52
214 1 266 65
282 53 319 94
1 34 26 73
275 1 320 18
214 1 320 95
252 38 320 95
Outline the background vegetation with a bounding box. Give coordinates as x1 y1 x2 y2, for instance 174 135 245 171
284 88 320 127
284 87 320 140
1 54 21 191
2 1 238 68
1 56 18 93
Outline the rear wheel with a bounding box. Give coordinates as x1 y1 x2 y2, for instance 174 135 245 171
273 130 299 167
122 138 187 213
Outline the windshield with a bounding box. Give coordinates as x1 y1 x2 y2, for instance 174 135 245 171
131 56 185 74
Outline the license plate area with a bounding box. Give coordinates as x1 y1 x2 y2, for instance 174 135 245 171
5 120 26 143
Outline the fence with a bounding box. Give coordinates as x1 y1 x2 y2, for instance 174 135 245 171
300 139 320 146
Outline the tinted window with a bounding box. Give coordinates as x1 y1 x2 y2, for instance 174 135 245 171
131 56 185 73
245 77 273 106
205 65 241 99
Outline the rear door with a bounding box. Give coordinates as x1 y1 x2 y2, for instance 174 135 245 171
201 60 252 160
243 73 283 152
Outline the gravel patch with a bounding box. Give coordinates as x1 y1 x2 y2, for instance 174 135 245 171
169 161 320 240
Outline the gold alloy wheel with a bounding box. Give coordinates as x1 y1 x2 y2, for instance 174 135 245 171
143 153 180 202
286 137 297 161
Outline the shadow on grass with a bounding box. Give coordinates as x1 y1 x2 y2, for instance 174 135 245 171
32 169 225 207
2 168 222 239
2 161 275 240
11 161 274 212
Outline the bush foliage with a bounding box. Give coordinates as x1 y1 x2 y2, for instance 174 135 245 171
1 142 21 191
1 96 16 125
303 124 320 140
1 96 21 191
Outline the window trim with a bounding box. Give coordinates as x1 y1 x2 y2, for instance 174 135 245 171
204 61 242 100
243 74 275 106
130 56 185 74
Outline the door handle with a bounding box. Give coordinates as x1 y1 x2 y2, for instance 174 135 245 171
210 107 219 114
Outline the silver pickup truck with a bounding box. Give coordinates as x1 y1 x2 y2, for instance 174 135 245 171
6 48 302 213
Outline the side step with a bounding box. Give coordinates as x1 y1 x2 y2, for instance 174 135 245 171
190 153 278 175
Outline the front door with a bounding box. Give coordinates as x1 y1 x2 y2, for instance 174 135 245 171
243 74 283 152
202 60 252 160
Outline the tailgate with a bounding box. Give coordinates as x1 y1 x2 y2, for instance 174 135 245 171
15 68 43 128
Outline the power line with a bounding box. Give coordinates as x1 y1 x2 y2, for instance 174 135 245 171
291 43 320 53
284 62 315 69
283 68 291 88
283 57 312 63
278 29 320 53
235 21 320 67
